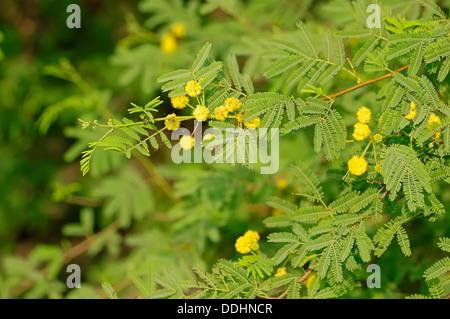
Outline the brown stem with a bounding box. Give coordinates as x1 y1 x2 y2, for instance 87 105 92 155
320 64 409 101
134 152 180 203
277 268 313 299
13 221 121 297
63 221 120 263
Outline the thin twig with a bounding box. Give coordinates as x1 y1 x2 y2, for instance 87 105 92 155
277 268 313 299
320 64 409 101
13 222 120 297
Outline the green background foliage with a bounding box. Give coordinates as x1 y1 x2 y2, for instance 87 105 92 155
0 0 448 299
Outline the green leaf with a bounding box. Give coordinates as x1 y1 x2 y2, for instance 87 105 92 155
355 225 373 262
157 69 191 83
273 243 300 265
192 42 212 72
381 145 431 211
340 232 355 262
408 43 424 76
423 257 450 281
437 237 450 252
396 226 411 257
315 109 346 161
101 282 118 299
266 197 298 215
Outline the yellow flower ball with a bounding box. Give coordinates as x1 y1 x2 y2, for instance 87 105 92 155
185 80 202 97
352 122 371 141
244 117 261 129
180 135 194 150
193 105 209 121
428 113 442 140
235 230 260 254
348 155 368 176
276 179 287 190
275 267 287 278
224 97 242 112
214 105 229 121
164 113 180 131
171 95 189 109
171 22 186 38
374 163 381 173
160 33 177 54
373 133 383 143
357 106 371 124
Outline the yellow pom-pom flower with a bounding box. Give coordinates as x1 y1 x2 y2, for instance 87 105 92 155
373 133 383 143
179 135 195 150
428 113 442 140
352 122 371 141
405 101 417 120
214 105 229 121
348 155 368 176
235 230 260 254
276 179 287 190
374 163 381 173
193 105 209 121
164 113 180 131
224 97 242 112
171 22 186 38
244 117 261 129
357 107 371 124
185 80 202 97
160 33 177 54
171 95 189 109
275 267 287 278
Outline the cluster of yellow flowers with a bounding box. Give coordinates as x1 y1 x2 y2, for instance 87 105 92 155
347 107 372 176
428 113 442 140
235 230 260 254
166 80 264 151
212 96 261 129
352 107 371 141
165 80 207 151
405 101 417 120
160 23 186 54
244 117 261 129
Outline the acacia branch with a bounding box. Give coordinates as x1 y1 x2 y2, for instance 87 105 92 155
320 64 410 101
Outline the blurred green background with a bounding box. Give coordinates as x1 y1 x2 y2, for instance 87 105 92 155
0 0 448 298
